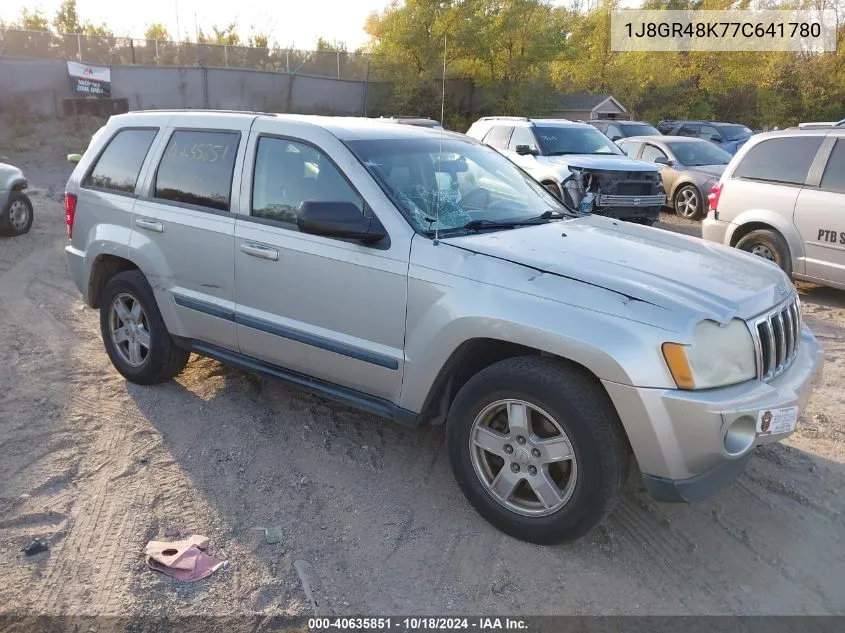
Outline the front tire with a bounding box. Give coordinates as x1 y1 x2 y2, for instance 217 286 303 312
99 270 190 385
0 191 34 236
735 229 792 277
673 184 703 220
446 357 629 544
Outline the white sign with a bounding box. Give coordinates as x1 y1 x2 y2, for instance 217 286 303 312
66 61 111 83
756 406 799 436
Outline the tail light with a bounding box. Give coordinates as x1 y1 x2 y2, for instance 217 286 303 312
65 193 77 239
708 181 723 215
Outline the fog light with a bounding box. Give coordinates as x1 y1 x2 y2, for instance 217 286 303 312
724 415 756 456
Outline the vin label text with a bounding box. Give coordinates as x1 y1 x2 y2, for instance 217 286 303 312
610 10 836 52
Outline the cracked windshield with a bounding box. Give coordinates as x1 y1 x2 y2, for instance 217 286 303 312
346 137 568 233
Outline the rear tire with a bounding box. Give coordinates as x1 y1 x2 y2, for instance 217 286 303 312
673 184 703 220
446 356 629 544
0 191 34 236
99 270 190 385
735 229 792 277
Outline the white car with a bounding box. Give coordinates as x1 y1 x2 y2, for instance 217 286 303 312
466 117 665 225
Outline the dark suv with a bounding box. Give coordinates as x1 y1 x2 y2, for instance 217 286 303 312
657 120 754 155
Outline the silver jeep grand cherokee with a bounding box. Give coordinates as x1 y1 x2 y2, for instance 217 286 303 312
64 111 824 544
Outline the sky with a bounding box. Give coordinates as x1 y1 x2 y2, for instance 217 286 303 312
2 0 641 50
1 0 390 49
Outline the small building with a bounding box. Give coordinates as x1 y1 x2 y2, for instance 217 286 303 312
545 93 630 121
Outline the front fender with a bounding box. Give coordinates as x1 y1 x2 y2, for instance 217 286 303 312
399 238 678 414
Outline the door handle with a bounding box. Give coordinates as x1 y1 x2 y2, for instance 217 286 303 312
240 242 279 261
135 218 164 233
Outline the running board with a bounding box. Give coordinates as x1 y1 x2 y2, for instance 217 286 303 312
188 341 422 428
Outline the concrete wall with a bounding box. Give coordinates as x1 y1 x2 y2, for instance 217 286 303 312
0 59 369 117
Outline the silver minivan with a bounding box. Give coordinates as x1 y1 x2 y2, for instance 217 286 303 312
703 128 845 290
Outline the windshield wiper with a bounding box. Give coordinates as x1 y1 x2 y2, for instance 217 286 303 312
461 218 549 231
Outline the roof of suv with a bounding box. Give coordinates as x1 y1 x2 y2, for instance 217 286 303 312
660 120 744 127
106 110 466 142
472 116 592 129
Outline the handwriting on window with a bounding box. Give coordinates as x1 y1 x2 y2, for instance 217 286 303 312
167 142 232 163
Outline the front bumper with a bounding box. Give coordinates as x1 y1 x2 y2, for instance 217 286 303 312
602 325 824 502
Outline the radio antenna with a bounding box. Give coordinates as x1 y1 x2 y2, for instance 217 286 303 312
434 32 446 245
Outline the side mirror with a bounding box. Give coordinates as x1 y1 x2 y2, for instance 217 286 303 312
653 156 673 166
610 135 622 141
709 135 721 143
514 144 537 156
67 153 82 164
296 201 386 244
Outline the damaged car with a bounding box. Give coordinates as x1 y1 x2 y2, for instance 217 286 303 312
466 116 666 225
0 162 34 236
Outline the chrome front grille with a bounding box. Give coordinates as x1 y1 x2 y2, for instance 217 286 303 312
752 296 801 381
596 193 666 207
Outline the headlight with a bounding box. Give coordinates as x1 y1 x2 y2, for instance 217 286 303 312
662 319 756 389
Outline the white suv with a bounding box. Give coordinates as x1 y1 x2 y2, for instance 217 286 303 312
703 128 845 290
466 117 665 224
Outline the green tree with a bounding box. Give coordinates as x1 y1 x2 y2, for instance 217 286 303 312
15 8 52 31
144 23 171 41
316 36 347 52
53 0 81 33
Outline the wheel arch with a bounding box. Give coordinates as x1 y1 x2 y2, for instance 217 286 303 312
416 337 626 443
88 254 141 309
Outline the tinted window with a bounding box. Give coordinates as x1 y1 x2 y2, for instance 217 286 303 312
83 128 158 193
483 126 514 149
154 130 240 211
641 144 668 163
617 140 643 157
700 125 721 140
508 127 538 151
721 124 753 141
733 136 823 185
678 124 700 137
605 124 622 139
252 137 363 227
620 123 661 136
820 140 845 194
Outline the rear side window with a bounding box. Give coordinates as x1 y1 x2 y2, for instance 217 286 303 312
820 140 845 193
678 124 699 137
83 128 158 193
153 130 240 211
618 140 643 157
483 126 514 150
733 136 823 186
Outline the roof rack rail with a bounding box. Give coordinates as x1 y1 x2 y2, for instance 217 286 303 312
478 116 531 122
130 108 276 117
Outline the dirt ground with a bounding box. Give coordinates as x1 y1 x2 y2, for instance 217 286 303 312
1 118 843 618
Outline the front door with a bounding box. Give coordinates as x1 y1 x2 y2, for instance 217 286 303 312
232 126 408 402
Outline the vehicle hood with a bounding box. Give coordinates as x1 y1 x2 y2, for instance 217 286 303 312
686 164 726 178
542 154 659 172
444 215 790 322
0 163 25 186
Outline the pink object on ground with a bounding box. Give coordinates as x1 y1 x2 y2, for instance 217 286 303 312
143 534 226 582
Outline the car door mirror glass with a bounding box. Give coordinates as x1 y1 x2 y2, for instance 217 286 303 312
297 201 386 243
514 144 537 156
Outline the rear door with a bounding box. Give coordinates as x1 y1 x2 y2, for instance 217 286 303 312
72 127 161 261
482 125 514 157
130 117 251 351
793 136 845 283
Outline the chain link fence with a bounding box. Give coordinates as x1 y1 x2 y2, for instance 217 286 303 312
0 29 372 81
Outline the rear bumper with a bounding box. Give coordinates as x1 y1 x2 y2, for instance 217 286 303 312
701 214 731 245
65 245 87 301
